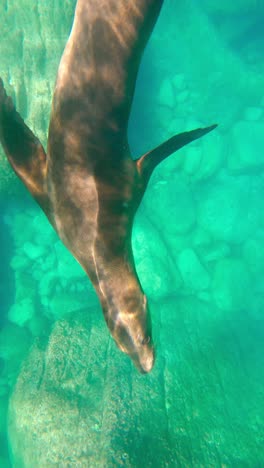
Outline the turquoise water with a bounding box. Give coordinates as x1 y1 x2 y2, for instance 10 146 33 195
1 0 264 466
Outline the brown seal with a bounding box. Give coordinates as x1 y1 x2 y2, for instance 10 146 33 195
0 0 216 373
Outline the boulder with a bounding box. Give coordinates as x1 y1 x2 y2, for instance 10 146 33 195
144 174 196 235
158 77 175 108
244 107 263 121
133 215 181 299
7 311 169 467
201 0 258 14
8 298 35 327
197 174 263 244
228 121 264 172
177 248 211 292
212 258 251 312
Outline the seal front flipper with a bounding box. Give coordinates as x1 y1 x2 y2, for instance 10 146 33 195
0 78 49 211
136 124 218 183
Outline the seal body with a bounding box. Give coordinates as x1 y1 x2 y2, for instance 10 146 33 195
46 0 164 372
0 0 216 372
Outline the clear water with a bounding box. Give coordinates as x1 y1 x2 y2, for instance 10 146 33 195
0 0 264 466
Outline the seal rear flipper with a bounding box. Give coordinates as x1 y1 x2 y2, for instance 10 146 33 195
0 78 49 209
136 124 217 183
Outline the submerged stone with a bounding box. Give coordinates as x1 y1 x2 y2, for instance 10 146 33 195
133 216 181 299
171 73 186 90
194 130 224 181
47 292 89 320
10 255 30 270
8 316 104 467
23 241 45 260
212 258 251 312
201 0 257 14
177 248 210 291
244 107 262 121
228 121 264 172
8 298 35 327
39 271 58 298
243 234 264 275
0 323 30 362
197 175 263 244
183 145 202 176
144 174 196 235
55 241 85 281
158 77 175 107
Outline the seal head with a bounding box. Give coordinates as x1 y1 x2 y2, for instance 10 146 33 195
105 292 154 373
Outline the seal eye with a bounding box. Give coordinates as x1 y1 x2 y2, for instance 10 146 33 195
141 336 150 345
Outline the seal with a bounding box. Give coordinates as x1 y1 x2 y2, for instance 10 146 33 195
0 0 217 373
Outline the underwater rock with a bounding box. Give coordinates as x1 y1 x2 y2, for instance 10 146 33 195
243 233 264 296
197 175 262 244
0 397 7 433
183 130 223 181
183 145 202 176
0 324 31 386
7 313 114 467
158 77 175 108
144 174 196 235
38 271 58 298
37 252 56 272
32 214 55 246
192 225 212 248
244 107 263 121
133 215 181 299
47 292 93 321
0 456 10 468
212 258 251 312
0 0 75 195
228 121 264 172
27 315 50 338
0 156 18 195
23 241 45 260
10 254 30 271
193 130 224 181
201 0 260 14
176 89 189 104
171 73 186 91
243 234 264 276
55 241 85 281
192 227 231 265
135 255 172 300
177 248 210 292
199 241 231 264
0 380 9 399
14 270 36 305
7 309 173 467
7 211 41 252
7 297 264 467
8 298 35 327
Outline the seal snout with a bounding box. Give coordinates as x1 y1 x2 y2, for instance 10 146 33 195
132 343 155 374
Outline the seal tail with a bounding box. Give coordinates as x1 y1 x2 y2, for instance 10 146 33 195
0 78 49 212
136 124 217 183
